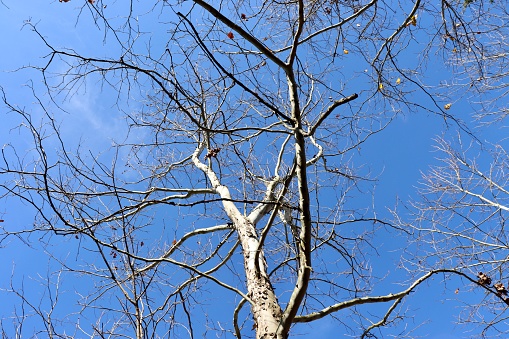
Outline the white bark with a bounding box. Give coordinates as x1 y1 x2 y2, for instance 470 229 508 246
192 145 283 339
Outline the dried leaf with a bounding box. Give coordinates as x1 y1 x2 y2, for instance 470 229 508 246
227 32 234 39
205 148 221 159
495 283 508 295
444 103 452 110
478 272 492 286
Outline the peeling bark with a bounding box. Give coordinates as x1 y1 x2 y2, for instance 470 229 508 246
221 196 283 339
193 148 283 339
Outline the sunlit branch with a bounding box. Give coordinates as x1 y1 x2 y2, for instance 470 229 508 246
273 0 378 53
372 0 421 68
177 12 293 125
287 0 305 66
294 269 473 323
191 0 286 69
254 161 297 273
233 298 248 339
134 224 233 276
305 93 359 137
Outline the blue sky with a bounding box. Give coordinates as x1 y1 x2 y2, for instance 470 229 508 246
1 1 507 338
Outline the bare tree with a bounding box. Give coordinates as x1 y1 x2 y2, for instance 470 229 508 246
398 136 509 337
1 0 508 338
388 1 509 336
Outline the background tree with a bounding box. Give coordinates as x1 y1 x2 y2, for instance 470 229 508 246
398 137 509 336
1 0 508 338
391 1 509 336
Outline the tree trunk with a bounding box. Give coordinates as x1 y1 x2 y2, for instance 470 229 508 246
237 215 283 339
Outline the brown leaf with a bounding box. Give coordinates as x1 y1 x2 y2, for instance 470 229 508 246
478 272 492 286
495 283 508 295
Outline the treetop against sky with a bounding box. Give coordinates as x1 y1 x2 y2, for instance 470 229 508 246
1 0 509 338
